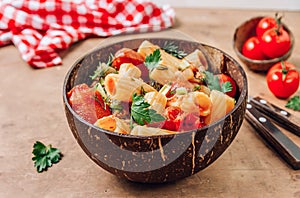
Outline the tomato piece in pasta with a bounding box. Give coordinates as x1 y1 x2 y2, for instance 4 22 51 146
111 48 144 70
68 83 111 124
162 119 181 131
179 113 204 131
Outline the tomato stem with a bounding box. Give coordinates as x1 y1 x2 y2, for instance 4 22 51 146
274 12 283 35
281 61 288 82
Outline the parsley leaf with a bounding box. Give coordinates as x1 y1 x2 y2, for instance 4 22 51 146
203 71 232 94
32 141 62 173
130 93 166 126
144 49 162 72
162 41 187 59
285 96 300 111
221 81 233 93
203 71 222 91
90 54 115 80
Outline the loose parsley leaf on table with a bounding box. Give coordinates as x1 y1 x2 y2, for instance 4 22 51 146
130 93 165 126
32 141 62 173
285 96 300 111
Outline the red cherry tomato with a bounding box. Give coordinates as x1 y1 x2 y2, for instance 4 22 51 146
260 28 291 59
256 16 277 38
162 119 181 131
111 48 144 70
242 36 266 60
162 106 182 131
111 48 150 81
179 113 204 132
166 89 175 98
266 61 299 99
166 106 182 120
219 74 237 98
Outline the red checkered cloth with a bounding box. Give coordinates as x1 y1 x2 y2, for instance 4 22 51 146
0 0 175 68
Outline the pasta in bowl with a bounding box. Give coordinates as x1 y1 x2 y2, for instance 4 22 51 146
63 38 248 183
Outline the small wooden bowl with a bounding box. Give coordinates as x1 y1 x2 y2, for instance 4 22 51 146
233 16 294 72
63 38 248 183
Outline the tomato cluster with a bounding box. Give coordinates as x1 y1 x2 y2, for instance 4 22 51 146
241 15 299 99
242 14 291 60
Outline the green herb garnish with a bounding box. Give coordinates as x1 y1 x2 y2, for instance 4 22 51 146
130 93 165 126
204 71 232 93
285 96 300 111
162 41 187 59
221 81 233 93
90 54 115 80
193 85 201 91
32 141 62 173
144 49 162 72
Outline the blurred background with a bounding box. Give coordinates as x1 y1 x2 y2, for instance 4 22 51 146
151 0 300 11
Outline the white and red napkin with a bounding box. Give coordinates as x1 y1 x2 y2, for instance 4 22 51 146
0 0 175 68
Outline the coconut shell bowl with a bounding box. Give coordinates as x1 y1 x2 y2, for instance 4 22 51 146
63 37 248 183
233 16 294 72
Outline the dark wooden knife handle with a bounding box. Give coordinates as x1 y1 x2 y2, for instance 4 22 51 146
245 101 300 170
251 96 300 137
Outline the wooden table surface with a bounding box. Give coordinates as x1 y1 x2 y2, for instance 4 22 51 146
1 8 299 198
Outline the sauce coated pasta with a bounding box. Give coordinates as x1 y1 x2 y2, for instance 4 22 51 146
67 40 237 136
